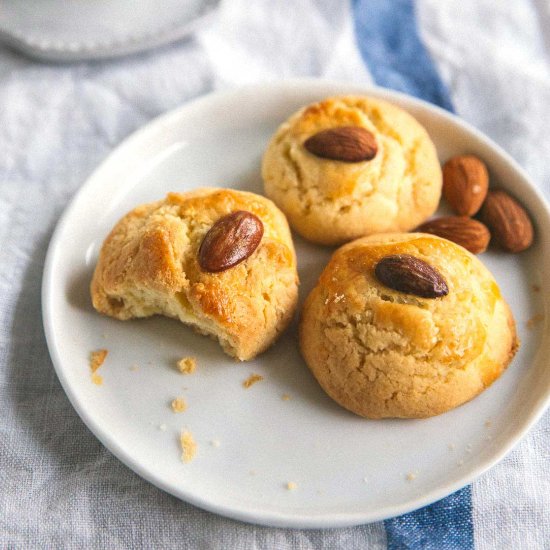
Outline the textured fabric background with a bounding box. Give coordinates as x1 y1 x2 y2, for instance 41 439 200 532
0 0 548 548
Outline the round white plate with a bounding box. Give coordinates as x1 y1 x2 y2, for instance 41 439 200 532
42 80 550 528
0 0 218 62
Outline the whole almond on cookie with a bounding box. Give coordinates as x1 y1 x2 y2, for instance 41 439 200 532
374 254 449 298
199 211 264 272
304 126 378 162
443 155 489 216
417 216 490 254
480 190 533 252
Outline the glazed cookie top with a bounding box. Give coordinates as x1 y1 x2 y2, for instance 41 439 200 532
262 96 442 245
299 233 518 418
91 188 298 361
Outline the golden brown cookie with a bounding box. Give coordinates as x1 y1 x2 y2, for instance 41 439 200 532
262 96 442 245
91 188 299 361
299 233 518 418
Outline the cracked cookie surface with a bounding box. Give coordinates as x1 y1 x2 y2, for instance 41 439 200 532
262 96 442 245
91 188 299 361
299 233 518 418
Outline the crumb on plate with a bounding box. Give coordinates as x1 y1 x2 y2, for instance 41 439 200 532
90 349 108 373
243 373 264 389
286 481 297 490
526 313 544 329
210 439 221 448
91 373 103 386
406 472 417 481
171 397 187 413
177 356 196 374
180 430 197 463
281 394 291 401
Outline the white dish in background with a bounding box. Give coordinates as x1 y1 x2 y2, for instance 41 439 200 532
42 80 550 528
0 0 218 62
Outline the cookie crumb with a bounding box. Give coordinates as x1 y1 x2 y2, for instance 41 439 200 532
532 284 541 293
90 349 108 373
210 439 221 448
526 313 544 329
91 373 103 385
129 364 139 372
281 394 292 401
286 481 297 490
171 397 187 413
243 373 264 388
484 420 492 428
406 472 417 481
159 424 167 432
177 356 196 374
180 430 197 463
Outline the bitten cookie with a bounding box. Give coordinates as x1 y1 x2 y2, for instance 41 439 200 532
262 96 442 245
299 233 518 418
91 188 299 361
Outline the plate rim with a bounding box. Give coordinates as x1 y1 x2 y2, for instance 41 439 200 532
0 1 217 62
42 78 550 528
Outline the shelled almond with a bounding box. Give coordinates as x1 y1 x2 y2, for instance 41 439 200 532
417 217 490 254
443 155 489 216
480 190 534 252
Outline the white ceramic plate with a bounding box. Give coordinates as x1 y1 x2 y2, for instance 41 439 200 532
0 0 218 62
42 80 550 528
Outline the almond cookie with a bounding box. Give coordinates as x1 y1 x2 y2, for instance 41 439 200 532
91 188 299 361
299 233 518 418
262 96 442 245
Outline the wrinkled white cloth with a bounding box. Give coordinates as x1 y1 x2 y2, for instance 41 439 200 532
0 0 549 548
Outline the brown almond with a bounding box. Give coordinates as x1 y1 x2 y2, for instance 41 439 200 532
443 155 489 216
416 216 490 254
304 126 377 162
480 190 534 252
199 211 264 272
374 254 449 299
